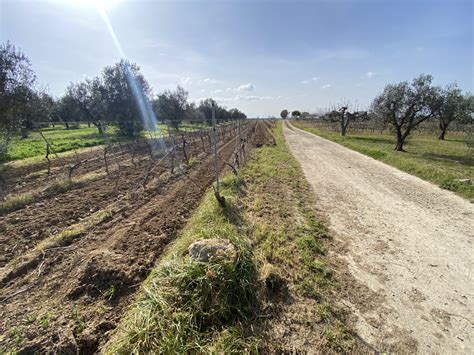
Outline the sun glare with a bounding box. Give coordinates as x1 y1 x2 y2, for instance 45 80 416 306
57 0 121 10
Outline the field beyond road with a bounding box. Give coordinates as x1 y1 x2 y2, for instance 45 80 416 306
284 121 474 353
0 122 207 164
292 121 473 201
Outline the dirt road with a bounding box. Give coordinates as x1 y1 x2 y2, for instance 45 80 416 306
283 122 474 353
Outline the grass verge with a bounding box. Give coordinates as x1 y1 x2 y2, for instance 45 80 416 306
105 175 259 353
105 122 360 353
292 121 473 201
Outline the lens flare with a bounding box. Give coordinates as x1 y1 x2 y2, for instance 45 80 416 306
95 2 164 151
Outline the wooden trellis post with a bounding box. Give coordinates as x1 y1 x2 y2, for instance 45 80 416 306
212 101 225 207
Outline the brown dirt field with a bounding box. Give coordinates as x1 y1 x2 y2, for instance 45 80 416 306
0 159 162 266
0 134 203 198
0 128 233 266
0 121 263 353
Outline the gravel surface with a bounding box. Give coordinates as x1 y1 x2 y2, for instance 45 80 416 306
284 122 474 353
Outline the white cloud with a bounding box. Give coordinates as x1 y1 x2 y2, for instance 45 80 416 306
180 76 192 85
225 87 232 92
235 94 272 101
237 83 256 92
212 89 223 94
366 71 376 78
301 77 319 84
189 94 272 104
321 84 332 89
416 46 425 52
202 78 218 84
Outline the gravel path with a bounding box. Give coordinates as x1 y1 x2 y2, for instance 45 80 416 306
284 122 474 353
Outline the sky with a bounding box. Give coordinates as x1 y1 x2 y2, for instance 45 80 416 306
1 0 473 117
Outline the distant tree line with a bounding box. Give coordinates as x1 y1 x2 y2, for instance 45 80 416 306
285 74 473 151
0 41 247 155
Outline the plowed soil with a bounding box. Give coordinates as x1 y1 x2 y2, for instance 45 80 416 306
0 121 267 353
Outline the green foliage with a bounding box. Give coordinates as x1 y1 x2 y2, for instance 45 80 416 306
0 41 37 153
153 86 189 130
437 84 473 139
38 312 52 328
371 74 443 150
291 110 301 118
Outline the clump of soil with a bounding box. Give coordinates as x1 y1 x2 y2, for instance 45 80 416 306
67 250 141 301
188 238 237 262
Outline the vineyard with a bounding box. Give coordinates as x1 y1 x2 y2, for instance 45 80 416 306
0 119 274 352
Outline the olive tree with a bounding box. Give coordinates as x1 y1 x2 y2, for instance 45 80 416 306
291 110 301 118
154 86 189 131
371 74 442 151
229 108 247 120
198 99 215 126
280 109 289 119
437 84 473 140
0 41 37 152
65 77 110 134
51 95 79 129
101 60 152 136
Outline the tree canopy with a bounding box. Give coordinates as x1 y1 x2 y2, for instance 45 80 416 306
372 74 443 150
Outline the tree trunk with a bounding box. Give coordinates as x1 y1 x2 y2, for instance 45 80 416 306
438 129 446 140
93 122 104 135
394 127 404 151
20 127 29 139
438 122 448 140
340 117 347 137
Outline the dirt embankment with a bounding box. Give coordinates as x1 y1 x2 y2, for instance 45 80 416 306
283 121 474 353
0 121 264 353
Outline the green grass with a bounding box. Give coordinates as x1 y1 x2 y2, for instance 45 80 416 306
105 175 259 354
1 122 210 163
106 122 356 353
293 122 474 201
1 125 119 162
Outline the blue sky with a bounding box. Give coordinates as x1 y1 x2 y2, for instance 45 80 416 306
1 0 472 117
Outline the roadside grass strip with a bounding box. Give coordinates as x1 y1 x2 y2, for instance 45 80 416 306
105 122 358 353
